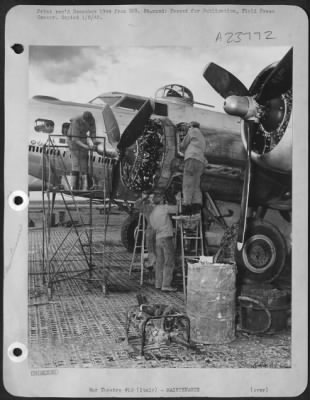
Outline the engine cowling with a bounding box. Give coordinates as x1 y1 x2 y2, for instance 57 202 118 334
120 117 176 194
242 64 292 173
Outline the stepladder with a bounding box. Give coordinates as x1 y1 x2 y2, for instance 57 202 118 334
173 212 205 300
129 212 147 285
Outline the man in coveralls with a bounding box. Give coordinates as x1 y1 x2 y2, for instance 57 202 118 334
149 192 177 292
67 111 96 190
179 121 207 215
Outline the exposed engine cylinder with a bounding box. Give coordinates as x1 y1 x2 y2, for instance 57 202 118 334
120 119 165 193
247 62 293 156
252 89 292 155
120 118 176 194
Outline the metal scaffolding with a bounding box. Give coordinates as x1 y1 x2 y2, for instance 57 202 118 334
41 134 111 299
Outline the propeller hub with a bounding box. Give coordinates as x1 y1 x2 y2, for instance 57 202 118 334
224 96 260 121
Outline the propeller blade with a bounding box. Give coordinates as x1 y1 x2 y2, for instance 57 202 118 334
117 100 153 150
256 47 293 102
237 120 257 249
102 103 120 147
203 62 249 98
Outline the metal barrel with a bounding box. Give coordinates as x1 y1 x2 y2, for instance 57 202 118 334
186 262 237 344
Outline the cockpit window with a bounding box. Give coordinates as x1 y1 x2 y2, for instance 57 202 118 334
117 97 145 111
90 96 121 106
34 119 55 133
155 84 194 104
166 85 183 97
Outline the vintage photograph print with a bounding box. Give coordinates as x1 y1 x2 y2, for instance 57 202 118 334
3 4 308 398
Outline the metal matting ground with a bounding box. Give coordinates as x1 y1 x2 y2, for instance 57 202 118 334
28 212 291 369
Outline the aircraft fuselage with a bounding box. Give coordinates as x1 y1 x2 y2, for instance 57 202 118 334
28 93 291 210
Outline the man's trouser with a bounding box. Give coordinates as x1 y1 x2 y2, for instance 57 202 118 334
71 148 88 174
71 148 88 190
183 158 204 205
155 237 175 289
146 226 156 268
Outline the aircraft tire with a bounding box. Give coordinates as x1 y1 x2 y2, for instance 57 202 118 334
235 218 287 282
121 213 141 253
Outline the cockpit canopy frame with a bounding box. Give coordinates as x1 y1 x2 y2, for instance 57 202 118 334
155 84 194 105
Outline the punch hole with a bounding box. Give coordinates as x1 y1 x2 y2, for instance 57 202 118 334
11 43 24 54
8 190 29 211
8 342 28 362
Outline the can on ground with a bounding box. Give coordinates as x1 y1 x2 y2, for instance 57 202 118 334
186 262 237 344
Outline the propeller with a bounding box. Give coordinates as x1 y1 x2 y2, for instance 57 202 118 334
203 62 249 98
255 47 293 102
237 120 256 249
203 48 292 249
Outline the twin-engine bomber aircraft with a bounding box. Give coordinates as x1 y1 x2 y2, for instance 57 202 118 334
28 48 292 283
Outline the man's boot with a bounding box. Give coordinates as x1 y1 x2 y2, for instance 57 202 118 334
81 174 88 191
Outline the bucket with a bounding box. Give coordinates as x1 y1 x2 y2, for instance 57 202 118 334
239 285 290 334
186 262 237 344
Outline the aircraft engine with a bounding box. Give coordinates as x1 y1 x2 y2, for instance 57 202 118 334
240 64 292 173
120 118 176 194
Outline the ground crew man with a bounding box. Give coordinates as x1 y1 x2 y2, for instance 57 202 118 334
134 194 156 270
67 111 96 190
179 121 206 215
149 192 177 292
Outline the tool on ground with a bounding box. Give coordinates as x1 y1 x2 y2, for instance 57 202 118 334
126 301 190 356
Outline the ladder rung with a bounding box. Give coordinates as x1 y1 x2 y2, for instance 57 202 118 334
183 234 202 237
184 256 200 259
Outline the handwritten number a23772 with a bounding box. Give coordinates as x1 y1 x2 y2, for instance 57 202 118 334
215 31 275 42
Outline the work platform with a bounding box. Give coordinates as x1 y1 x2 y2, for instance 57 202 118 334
28 209 291 369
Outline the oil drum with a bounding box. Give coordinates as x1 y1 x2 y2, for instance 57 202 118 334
186 262 237 344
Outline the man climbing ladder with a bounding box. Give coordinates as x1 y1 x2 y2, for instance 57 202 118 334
179 121 207 215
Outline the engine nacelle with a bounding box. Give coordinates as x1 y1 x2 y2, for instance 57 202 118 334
120 117 176 194
242 64 292 173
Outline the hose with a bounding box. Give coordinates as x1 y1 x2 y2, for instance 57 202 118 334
237 295 272 334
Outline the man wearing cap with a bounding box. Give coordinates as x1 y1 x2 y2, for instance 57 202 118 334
67 111 96 190
149 192 177 292
179 121 206 215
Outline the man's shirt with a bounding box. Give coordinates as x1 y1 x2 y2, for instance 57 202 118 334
149 204 174 239
180 127 207 163
67 116 96 150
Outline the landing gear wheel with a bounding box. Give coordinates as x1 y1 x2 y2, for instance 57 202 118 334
121 213 141 253
235 219 287 282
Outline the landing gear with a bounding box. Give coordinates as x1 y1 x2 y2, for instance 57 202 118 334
235 219 287 282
